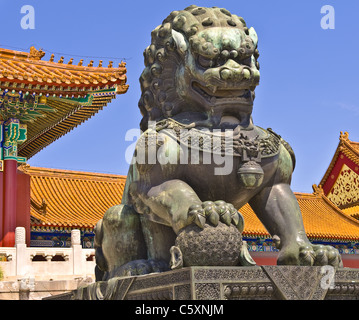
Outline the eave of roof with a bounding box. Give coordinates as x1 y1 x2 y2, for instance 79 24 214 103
0 47 129 159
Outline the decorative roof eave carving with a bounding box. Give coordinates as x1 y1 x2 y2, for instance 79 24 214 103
16 87 124 159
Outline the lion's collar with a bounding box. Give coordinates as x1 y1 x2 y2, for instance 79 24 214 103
151 118 281 159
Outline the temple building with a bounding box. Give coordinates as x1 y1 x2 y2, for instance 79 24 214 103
1 47 359 268
0 46 128 247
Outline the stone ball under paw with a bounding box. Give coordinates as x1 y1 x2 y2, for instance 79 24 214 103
175 222 243 267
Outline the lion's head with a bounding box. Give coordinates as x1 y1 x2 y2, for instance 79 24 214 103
139 5 260 131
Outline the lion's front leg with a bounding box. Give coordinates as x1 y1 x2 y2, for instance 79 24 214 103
249 183 342 268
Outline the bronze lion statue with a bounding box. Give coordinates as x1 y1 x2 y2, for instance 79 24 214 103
94 5 342 281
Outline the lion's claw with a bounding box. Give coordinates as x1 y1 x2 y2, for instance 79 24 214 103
312 244 342 267
313 245 328 266
188 201 244 231
299 245 315 266
187 204 206 228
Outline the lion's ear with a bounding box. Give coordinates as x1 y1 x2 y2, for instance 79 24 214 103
172 29 188 54
248 27 258 48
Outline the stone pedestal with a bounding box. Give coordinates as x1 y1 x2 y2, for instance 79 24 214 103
45 266 359 300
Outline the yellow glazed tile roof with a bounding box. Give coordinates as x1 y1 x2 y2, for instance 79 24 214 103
241 185 359 241
22 166 359 241
341 204 359 220
21 166 126 228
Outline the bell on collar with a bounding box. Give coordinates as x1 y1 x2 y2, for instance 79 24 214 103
237 160 264 189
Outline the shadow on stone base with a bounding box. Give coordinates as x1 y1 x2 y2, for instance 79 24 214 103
44 266 359 300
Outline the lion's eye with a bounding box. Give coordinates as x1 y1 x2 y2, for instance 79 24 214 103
198 55 215 68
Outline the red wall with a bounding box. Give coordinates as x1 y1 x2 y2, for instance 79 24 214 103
341 254 359 268
250 251 278 266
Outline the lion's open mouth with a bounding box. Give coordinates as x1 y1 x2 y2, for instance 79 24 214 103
192 81 252 104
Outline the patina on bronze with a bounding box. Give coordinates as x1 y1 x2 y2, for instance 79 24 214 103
94 5 342 282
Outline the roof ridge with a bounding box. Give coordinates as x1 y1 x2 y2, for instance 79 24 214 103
20 165 127 181
319 133 343 187
294 192 320 198
341 135 359 160
294 186 323 199
0 47 127 71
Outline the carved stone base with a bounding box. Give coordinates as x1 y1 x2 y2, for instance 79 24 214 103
45 266 359 300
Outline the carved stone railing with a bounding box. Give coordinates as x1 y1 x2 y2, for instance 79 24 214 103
0 227 95 281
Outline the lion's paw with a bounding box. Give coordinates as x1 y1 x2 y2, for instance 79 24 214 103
187 200 244 232
278 243 343 268
299 244 343 268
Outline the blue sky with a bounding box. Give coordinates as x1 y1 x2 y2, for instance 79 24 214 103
0 0 357 193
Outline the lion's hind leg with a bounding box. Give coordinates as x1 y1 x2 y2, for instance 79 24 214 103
94 204 148 280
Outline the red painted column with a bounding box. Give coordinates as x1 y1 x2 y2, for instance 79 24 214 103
0 121 4 246
1 119 27 247
3 159 17 247
16 169 31 245
0 169 3 247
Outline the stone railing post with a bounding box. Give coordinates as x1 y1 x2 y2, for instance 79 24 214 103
71 229 82 275
15 227 28 277
18 278 30 300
